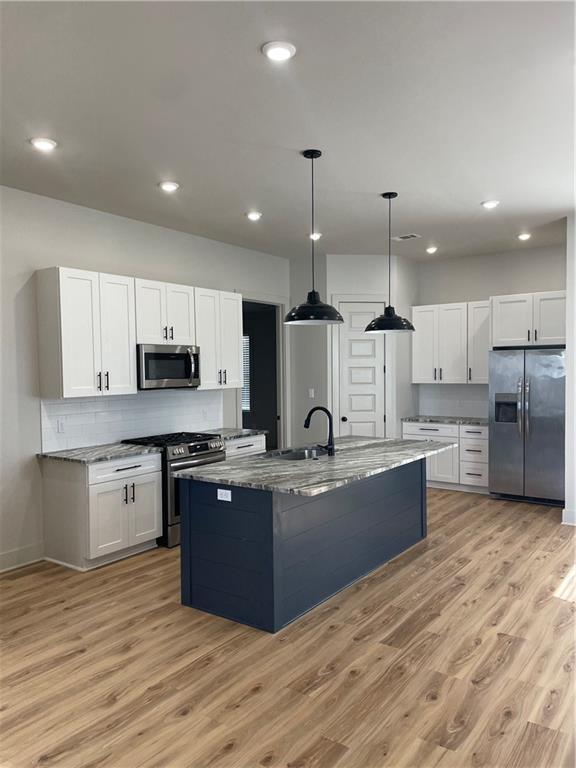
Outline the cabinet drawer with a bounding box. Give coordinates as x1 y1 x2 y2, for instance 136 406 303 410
460 461 488 487
402 423 459 438
460 438 489 463
225 435 266 458
459 425 488 440
88 454 162 485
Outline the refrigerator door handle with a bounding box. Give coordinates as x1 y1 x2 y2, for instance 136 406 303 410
525 378 530 439
517 378 524 437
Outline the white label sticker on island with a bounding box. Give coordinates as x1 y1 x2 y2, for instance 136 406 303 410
217 489 232 502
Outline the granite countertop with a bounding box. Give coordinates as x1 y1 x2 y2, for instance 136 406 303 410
173 436 456 497
402 415 488 426
38 443 163 464
218 428 268 441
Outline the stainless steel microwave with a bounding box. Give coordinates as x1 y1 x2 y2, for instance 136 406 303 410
137 345 200 389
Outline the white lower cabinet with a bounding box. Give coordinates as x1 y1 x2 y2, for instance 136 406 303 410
225 434 266 458
43 454 162 570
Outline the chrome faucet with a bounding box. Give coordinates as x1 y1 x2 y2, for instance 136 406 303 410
304 406 335 457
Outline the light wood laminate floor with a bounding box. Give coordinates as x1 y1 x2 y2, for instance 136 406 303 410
1 490 574 768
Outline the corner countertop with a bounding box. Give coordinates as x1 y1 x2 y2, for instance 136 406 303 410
37 443 163 464
173 436 455 497
218 428 268 441
402 415 488 426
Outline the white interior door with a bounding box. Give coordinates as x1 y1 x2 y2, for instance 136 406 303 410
491 294 533 347
533 291 566 345
135 279 167 344
100 273 137 396
88 479 130 559
219 291 243 388
195 287 221 389
412 306 438 383
59 267 102 398
338 302 385 437
467 301 490 384
166 283 196 345
130 473 162 545
437 303 468 383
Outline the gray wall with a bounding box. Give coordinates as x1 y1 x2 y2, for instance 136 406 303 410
0 186 289 570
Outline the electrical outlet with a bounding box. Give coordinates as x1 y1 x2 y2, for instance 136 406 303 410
308 388 315 399
57 419 65 433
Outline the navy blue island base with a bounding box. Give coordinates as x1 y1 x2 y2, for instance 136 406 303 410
179 459 427 633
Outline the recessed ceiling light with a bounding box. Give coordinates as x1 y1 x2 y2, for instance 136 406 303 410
158 181 180 193
426 246 438 254
481 200 500 210
261 41 296 62
310 232 322 241
518 233 531 241
29 137 58 153
246 211 263 222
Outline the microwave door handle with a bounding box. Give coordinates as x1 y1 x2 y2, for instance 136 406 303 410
188 348 195 383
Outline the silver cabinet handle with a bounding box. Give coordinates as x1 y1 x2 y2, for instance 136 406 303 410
123 484 128 504
131 483 135 503
525 378 530 438
517 379 524 436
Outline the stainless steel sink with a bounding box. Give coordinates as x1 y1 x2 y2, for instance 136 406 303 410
266 447 329 461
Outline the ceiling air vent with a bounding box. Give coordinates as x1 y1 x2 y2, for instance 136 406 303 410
392 233 422 242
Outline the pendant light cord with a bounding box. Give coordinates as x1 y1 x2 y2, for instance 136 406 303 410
388 195 392 308
311 156 315 292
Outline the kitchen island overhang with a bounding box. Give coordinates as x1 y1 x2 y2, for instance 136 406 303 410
176 437 455 633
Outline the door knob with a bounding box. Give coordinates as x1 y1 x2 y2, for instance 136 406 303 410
341 416 348 422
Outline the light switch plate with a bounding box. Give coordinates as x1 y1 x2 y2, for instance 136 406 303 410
217 488 232 502
308 388 315 399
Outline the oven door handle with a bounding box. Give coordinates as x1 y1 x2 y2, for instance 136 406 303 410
169 455 226 471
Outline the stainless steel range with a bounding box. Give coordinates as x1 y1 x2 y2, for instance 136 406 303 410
122 432 225 547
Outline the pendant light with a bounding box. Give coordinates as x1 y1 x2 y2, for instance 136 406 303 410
284 150 344 326
365 192 415 333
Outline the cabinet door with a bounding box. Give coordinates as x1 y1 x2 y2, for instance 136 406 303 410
88 479 130 559
166 283 196 345
491 294 533 347
100 273 137 396
467 301 490 384
412 306 438 383
401 432 434 479
428 438 460 483
135 279 167 344
437 303 468 383
59 268 102 398
219 291 243 388
195 287 221 389
533 291 566 345
130 472 162 545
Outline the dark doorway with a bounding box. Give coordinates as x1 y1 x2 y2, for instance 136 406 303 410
242 301 279 450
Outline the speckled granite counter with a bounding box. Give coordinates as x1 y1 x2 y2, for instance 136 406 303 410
174 436 455 496
217 428 268 441
402 415 488 426
38 443 163 464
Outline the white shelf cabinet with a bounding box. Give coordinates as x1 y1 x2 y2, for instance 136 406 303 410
412 303 467 384
491 291 566 348
467 301 490 384
44 454 162 570
135 279 196 345
36 267 137 399
195 288 243 390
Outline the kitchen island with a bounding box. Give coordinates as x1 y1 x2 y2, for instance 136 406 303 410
175 436 453 632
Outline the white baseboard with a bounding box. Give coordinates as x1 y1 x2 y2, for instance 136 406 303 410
562 508 575 526
0 542 44 573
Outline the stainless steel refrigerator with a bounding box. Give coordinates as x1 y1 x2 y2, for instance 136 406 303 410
489 348 565 502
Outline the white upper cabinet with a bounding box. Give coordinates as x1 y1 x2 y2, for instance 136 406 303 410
437 303 468 383
100 273 137 396
412 303 467 384
37 267 136 399
195 288 243 390
491 291 566 347
135 279 196 345
467 301 490 384
533 291 566 345
412 306 438 384
491 293 533 347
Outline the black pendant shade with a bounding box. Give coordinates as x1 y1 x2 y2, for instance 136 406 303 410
364 192 415 334
285 150 343 326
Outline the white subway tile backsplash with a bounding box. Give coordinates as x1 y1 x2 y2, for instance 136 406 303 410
41 389 224 452
418 384 488 419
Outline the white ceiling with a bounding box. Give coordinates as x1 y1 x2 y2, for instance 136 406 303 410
0 2 572 261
